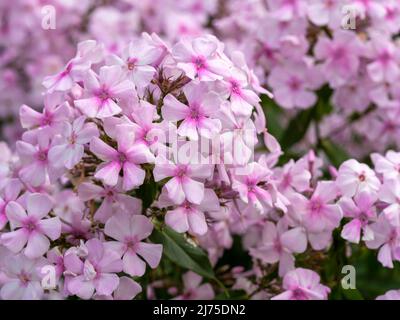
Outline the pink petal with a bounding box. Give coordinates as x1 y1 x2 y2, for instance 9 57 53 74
25 232 50 258
27 193 53 219
136 242 163 268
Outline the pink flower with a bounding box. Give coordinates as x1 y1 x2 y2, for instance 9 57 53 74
0 253 47 300
267 0 307 21
336 159 381 197
367 37 400 83
295 181 342 233
365 214 400 268
90 125 155 190
95 276 142 300
20 94 70 135
154 155 213 205
339 191 377 243
1 193 61 258
371 150 400 180
0 179 22 229
315 30 364 87
104 213 162 277
174 271 214 300
17 132 64 187
307 0 344 27
49 116 99 169
275 159 311 195
379 179 400 227
250 220 307 276
162 82 222 141
159 188 220 236
268 62 322 109
64 238 123 299
376 289 400 300
172 35 226 81
78 181 142 223
75 65 134 119
271 268 330 300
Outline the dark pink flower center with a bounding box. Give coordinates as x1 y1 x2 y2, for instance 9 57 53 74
36 150 48 162
96 87 111 101
23 218 38 232
378 51 392 65
230 79 242 96
192 56 207 72
292 288 307 300
18 271 31 286
288 77 302 91
127 57 138 70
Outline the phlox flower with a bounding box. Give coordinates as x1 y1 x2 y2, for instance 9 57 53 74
339 191 377 243
271 268 330 300
75 65 134 119
379 179 400 227
250 220 307 276
104 213 162 277
49 116 99 169
64 238 123 299
376 289 400 300
0 179 22 229
90 124 155 190
174 271 214 300
1 193 61 258
162 82 222 141
371 150 400 180
336 159 381 198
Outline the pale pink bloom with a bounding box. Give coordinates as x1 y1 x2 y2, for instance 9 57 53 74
379 179 400 227
1 193 61 258
17 131 63 187
75 66 134 119
217 67 260 117
267 0 307 21
339 191 377 243
376 289 400 300
104 213 162 277
352 0 386 19
365 214 400 268
49 116 99 169
20 94 70 135
315 30 364 88
159 188 220 236
296 181 342 233
271 268 330 300
172 35 227 81
64 238 123 299
108 39 159 90
371 150 400 180
268 62 322 109
95 276 142 300
43 40 104 93
90 125 155 190
232 162 289 213
275 159 311 195
336 159 381 197
250 220 307 276
367 37 400 83
78 181 142 223
153 155 213 205
174 271 214 300
0 179 22 229
306 0 344 27
0 253 47 300
162 82 222 141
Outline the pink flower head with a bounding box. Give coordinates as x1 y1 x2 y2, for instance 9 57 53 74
20 93 70 135
162 82 222 141
75 65 134 119
379 179 400 227
267 0 307 21
104 213 162 277
365 214 400 268
90 124 155 190
0 179 22 229
339 191 377 243
307 0 344 27
154 155 213 205
250 220 307 276
49 116 99 169
160 188 220 236
64 238 123 299
78 181 142 223
376 289 400 300
272 268 330 300
17 131 63 187
296 181 342 233
336 159 381 197
1 193 61 258
172 35 227 81
371 150 400 180
174 271 214 300
0 253 47 300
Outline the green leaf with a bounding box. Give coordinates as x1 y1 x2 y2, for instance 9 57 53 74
135 172 158 210
280 108 314 150
214 290 248 300
320 138 350 167
342 288 364 300
149 226 215 280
